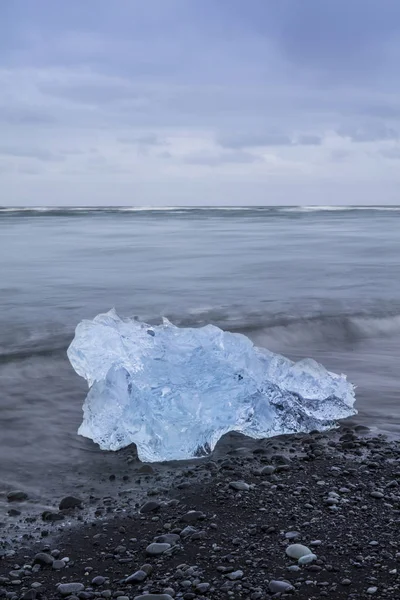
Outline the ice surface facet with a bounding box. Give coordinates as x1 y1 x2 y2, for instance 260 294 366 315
67 310 357 462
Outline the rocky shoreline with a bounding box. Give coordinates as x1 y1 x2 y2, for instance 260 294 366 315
2 425 400 599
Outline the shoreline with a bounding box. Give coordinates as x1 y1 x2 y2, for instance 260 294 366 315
2 425 400 598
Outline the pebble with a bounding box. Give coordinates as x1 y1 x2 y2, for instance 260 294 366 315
285 531 301 540
370 491 384 499
298 553 317 565
33 553 54 566
286 544 313 559
180 510 204 522
226 570 244 580
125 570 147 583
133 596 173 600
367 587 378 594
195 583 210 593
260 466 275 476
155 533 180 545
58 583 85 596
145 542 171 555
140 500 161 514
91 576 106 586
341 579 352 586
59 496 83 510
42 511 64 522
269 580 295 593
7 491 28 502
52 560 66 570
229 481 250 491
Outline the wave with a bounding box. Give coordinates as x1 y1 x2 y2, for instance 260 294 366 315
2 312 400 365
246 313 400 348
2 205 400 216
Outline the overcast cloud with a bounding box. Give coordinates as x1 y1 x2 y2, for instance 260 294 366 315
2 0 400 206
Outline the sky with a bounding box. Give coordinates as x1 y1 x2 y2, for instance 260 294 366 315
2 0 400 206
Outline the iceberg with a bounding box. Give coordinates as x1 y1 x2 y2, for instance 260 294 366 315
67 310 356 462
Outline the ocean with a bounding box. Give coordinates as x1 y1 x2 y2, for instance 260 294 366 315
1 206 400 510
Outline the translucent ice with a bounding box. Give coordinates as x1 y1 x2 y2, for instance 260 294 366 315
67 310 356 462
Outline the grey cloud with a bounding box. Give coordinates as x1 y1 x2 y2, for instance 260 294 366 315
337 123 399 142
119 134 165 146
330 149 350 163
218 131 292 149
380 146 400 159
218 131 323 149
0 105 56 126
184 150 262 166
296 134 322 146
39 79 143 106
0 146 64 162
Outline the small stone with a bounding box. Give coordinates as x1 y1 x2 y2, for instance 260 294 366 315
52 560 66 570
229 481 250 491
269 580 295 593
226 570 243 580
140 500 161 513
58 583 85 596
195 583 210 593
260 466 275 476
125 570 147 583
21 591 37 600
42 511 64 522
370 491 384 499
145 542 171 556
154 533 180 545
91 577 106 587
7 491 28 502
33 553 54 566
286 544 313 559
341 579 352 586
298 553 317 565
180 510 205 522
140 564 153 575
367 587 378 595
285 531 301 540
133 595 173 600
59 496 83 510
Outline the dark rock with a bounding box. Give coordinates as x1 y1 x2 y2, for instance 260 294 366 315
42 511 65 522
133 595 173 600
21 591 37 600
139 501 161 514
125 570 147 584
154 533 180 545
269 580 295 593
33 552 54 566
91 577 106 587
145 542 171 555
58 584 85 596
7 491 28 502
180 510 205 522
59 496 83 510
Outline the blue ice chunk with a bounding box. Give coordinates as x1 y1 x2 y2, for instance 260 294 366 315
67 310 356 462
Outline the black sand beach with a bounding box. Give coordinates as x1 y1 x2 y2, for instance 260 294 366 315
2 426 400 599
